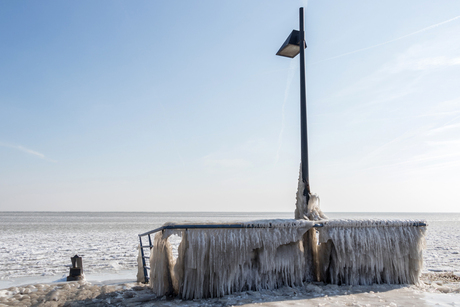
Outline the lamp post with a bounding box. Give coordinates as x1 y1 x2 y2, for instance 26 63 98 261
276 7 310 198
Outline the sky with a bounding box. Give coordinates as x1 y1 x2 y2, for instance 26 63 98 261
1 1 459 212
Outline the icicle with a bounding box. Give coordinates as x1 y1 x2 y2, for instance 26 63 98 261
149 230 176 296
295 164 327 220
149 220 316 299
316 219 427 285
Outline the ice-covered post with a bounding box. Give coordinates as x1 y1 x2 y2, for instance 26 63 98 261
276 7 310 205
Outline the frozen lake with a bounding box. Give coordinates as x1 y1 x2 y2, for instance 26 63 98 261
1 211 459 289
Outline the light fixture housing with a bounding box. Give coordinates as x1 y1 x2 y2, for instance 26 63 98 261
276 30 306 58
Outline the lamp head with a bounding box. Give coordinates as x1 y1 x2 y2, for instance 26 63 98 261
276 30 306 58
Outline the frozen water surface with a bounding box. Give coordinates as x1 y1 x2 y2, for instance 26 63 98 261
0 211 292 288
1 211 460 305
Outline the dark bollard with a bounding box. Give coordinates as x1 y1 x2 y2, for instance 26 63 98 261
67 254 84 281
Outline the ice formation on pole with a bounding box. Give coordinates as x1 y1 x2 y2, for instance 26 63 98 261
316 219 426 285
149 220 316 299
295 164 327 220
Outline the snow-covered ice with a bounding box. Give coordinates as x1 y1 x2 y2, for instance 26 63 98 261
0 212 295 289
1 211 460 306
1 276 460 306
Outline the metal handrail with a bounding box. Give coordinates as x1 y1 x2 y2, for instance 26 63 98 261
139 221 426 237
138 223 325 237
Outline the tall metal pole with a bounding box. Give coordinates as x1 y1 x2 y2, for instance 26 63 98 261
299 7 310 195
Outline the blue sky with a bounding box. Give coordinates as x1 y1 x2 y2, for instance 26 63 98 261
1 1 459 212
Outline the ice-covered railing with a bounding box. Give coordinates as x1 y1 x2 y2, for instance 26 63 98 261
139 220 319 299
137 221 324 285
138 218 427 299
316 219 427 286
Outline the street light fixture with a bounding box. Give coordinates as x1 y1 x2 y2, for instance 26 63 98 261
276 30 306 58
276 7 310 199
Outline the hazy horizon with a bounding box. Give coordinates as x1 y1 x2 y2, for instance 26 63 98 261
0 210 454 214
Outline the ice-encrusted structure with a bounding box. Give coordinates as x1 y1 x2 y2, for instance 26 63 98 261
146 218 427 298
316 219 426 285
149 220 317 299
295 165 327 221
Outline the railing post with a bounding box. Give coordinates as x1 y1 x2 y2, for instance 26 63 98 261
139 235 150 283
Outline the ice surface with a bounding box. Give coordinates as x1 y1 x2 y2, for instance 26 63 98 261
0 211 290 288
1 278 459 307
0 229 139 284
316 219 427 285
4 211 456 301
149 220 316 299
2 213 459 306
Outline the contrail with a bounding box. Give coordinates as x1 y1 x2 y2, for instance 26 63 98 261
314 14 460 63
302 0 309 9
275 59 297 164
0 142 55 161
